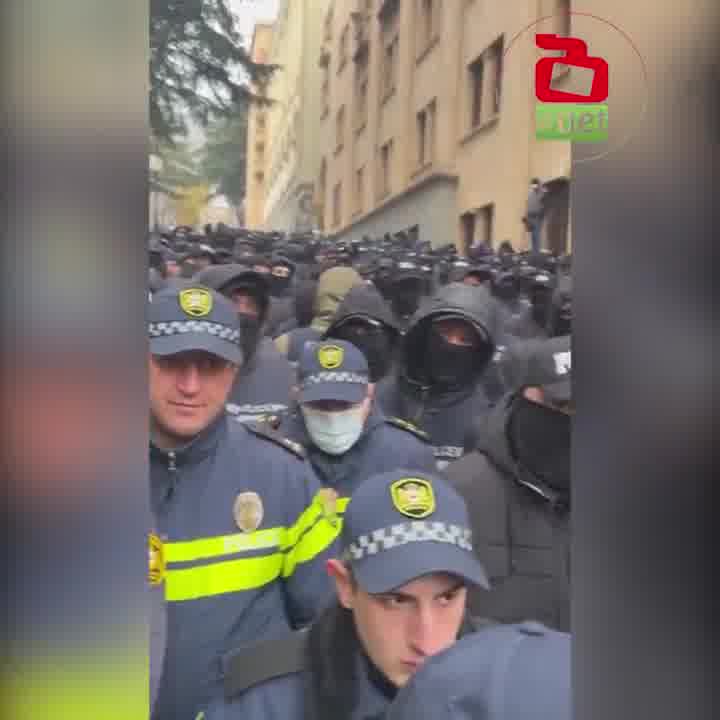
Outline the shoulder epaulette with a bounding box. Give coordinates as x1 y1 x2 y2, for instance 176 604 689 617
223 629 309 699
245 421 306 459
386 416 431 442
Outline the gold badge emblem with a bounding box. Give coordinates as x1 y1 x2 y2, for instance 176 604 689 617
149 533 165 585
318 344 344 370
179 287 213 318
317 488 339 526
390 478 436 519
234 492 264 533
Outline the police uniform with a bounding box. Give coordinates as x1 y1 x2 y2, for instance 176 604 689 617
148 287 342 720
199 468 489 720
276 340 436 497
385 622 571 720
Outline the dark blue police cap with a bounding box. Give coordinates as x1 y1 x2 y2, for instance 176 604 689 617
297 339 370 405
148 286 242 365
340 469 489 594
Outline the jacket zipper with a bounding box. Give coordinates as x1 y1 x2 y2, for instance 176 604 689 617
165 451 178 501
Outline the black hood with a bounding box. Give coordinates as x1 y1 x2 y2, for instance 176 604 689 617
325 283 400 336
400 283 499 386
547 273 572 337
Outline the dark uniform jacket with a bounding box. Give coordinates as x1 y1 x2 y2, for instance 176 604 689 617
277 405 436 497
150 414 340 719
444 395 571 631
376 284 500 470
226 338 294 423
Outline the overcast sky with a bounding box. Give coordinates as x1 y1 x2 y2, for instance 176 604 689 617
229 0 280 46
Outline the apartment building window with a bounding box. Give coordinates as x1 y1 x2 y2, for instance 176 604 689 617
461 204 494 249
417 0 440 56
339 25 349 72
333 182 343 227
416 99 436 168
380 3 400 100
255 171 264 185
467 35 504 130
257 112 266 130
378 139 394 199
468 56 484 128
355 56 369 131
355 166 365 215
336 106 346 153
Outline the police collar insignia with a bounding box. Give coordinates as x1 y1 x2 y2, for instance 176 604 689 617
149 533 165 585
318 344 344 370
179 287 213 317
234 491 264 533
391 478 436 519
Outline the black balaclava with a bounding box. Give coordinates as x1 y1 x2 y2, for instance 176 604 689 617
425 322 484 389
507 393 570 500
530 283 554 326
329 319 397 382
269 262 294 297
222 281 266 363
391 277 424 317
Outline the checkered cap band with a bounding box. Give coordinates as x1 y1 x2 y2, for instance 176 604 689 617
301 371 369 389
342 521 473 563
148 320 240 343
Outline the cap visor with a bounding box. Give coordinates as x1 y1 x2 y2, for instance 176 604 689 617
150 333 242 365
352 541 489 595
298 381 367 405
543 378 571 405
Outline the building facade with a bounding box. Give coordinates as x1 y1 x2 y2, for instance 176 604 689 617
246 0 332 232
314 0 572 252
244 23 274 229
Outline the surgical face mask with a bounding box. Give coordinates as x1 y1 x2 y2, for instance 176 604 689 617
301 403 367 455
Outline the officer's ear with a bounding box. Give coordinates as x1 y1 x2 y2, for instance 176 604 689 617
327 559 356 609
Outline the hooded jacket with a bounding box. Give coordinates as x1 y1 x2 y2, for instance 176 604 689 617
275 267 363 363
376 283 499 469
194 264 295 423
150 414 339 719
278 403 436 497
443 394 570 631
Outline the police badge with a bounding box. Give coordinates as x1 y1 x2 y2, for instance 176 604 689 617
233 492 264 533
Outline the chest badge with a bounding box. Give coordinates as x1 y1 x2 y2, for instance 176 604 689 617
317 488 339 526
234 491 264 533
149 533 165 585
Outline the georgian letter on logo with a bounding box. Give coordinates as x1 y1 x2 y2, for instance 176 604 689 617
535 34 609 103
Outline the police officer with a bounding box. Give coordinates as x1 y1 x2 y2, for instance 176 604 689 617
193 264 295 423
386 622 570 720
149 286 340 719
271 340 435 497
199 468 490 719
376 283 500 470
446 335 572 631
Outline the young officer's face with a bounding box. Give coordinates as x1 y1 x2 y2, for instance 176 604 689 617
335 570 467 688
149 351 238 448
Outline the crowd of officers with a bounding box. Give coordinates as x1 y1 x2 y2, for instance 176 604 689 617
148 223 573 720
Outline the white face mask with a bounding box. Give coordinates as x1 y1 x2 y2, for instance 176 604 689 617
301 403 367 455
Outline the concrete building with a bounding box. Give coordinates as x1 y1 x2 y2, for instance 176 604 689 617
244 23 274 229
314 0 572 252
246 0 332 232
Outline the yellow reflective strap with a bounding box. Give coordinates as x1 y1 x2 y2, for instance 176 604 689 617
164 553 284 602
164 528 284 564
282 492 349 578
282 500 323 550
